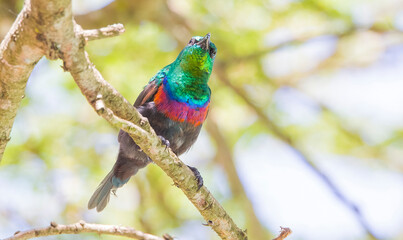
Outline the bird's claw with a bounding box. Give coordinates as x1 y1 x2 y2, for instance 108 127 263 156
111 189 117 196
158 136 170 150
187 165 204 191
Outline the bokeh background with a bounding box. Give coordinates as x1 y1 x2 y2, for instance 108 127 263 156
1 0 403 239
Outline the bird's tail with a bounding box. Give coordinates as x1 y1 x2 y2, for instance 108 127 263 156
88 164 134 212
88 170 118 212
88 151 147 212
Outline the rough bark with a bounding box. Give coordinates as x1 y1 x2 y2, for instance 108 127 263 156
0 1 44 160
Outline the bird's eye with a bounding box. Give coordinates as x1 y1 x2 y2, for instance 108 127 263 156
188 38 196 45
209 47 216 58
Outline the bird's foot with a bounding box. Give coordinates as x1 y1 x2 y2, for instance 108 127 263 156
158 135 170 150
187 165 204 191
111 189 117 196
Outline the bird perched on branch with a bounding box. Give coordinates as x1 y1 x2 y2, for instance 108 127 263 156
88 33 217 212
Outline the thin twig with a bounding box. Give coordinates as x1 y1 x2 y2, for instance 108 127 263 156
272 227 292 240
5 220 169 240
81 23 125 41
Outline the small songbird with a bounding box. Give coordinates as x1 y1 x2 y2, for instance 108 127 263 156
88 33 217 212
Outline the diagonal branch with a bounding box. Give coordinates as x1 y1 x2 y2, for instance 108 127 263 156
5 220 171 240
63 38 247 239
0 0 245 239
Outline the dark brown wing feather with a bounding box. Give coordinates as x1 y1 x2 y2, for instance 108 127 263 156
133 80 160 107
133 64 171 107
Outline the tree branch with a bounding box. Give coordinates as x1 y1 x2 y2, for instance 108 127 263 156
272 227 292 240
0 0 247 239
0 1 44 160
80 23 125 42
5 221 171 240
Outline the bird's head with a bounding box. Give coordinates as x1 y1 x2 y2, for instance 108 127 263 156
176 33 217 79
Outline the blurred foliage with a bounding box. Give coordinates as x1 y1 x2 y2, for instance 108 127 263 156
1 0 403 239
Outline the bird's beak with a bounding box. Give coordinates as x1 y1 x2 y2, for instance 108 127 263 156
197 33 211 51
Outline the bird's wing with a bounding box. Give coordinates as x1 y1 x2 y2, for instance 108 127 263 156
133 64 171 107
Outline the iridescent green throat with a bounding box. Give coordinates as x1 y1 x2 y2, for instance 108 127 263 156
165 47 213 107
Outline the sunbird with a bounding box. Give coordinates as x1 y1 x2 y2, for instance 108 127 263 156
88 33 217 212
